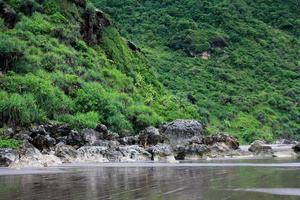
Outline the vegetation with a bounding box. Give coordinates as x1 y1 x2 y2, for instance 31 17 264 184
0 138 22 149
0 0 197 137
92 0 300 143
0 0 299 143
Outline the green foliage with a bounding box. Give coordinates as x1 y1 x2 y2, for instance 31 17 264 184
0 91 46 126
94 0 300 141
0 138 23 149
57 112 100 130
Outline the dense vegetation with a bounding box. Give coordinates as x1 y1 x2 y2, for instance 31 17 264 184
91 0 300 142
0 0 299 143
0 0 197 137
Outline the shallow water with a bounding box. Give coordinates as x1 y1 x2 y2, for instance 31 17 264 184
0 159 300 200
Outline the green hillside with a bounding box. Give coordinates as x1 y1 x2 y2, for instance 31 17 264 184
0 0 198 135
92 0 300 142
0 0 299 143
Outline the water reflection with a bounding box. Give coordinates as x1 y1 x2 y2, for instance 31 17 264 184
0 162 299 200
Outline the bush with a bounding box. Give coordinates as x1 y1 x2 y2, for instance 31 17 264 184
0 91 46 126
57 112 100 130
0 138 23 149
126 105 162 132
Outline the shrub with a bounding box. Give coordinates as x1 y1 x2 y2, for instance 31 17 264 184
57 112 100 130
0 91 46 126
0 138 23 149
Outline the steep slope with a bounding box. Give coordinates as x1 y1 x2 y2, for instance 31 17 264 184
93 0 300 142
0 0 198 134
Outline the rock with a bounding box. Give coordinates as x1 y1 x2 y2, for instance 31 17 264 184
248 140 273 155
118 136 139 145
211 37 227 48
146 143 175 162
73 0 86 7
13 131 33 142
81 8 110 45
175 144 208 160
31 134 56 151
0 1 18 28
161 119 203 146
292 143 300 153
95 124 108 134
204 133 239 150
104 131 119 140
55 143 78 163
77 146 108 162
92 140 119 148
128 41 141 52
66 130 84 148
139 126 163 147
10 142 62 168
210 142 231 152
117 145 152 162
81 129 102 145
0 149 18 167
46 124 71 138
276 139 297 145
29 125 48 138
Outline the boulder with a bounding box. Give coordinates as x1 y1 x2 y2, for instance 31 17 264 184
210 142 231 152
117 145 152 162
92 140 119 148
55 143 78 163
139 126 163 147
248 140 273 154
46 124 71 139
66 130 84 148
118 136 139 145
175 144 208 160
81 129 102 145
31 134 56 151
276 139 297 145
204 133 239 150
10 142 62 168
77 146 108 162
161 119 203 146
0 1 18 28
95 124 108 134
292 143 300 153
0 148 18 167
146 143 175 162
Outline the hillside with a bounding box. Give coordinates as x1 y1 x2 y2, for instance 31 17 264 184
0 0 198 136
92 0 300 142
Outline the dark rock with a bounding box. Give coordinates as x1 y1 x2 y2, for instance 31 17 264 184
139 126 163 147
30 125 48 138
81 8 110 45
187 93 197 104
204 133 239 150
292 143 300 153
66 130 84 148
175 144 208 160
276 139 297 145
0 148 18 167
92 140 119 149
211 37 227 48
81 129 102 145
45 124 71 138
128 41 141 52
161 119 203 146
117 145 152 161
55 142 78 163
118 136 139 145
248 140 273 154
146 143 175 161
0 1 18 28
73 0 86 7
77 146 108 162
31 134 56 151
20 0 35 16
95 124 108 135
104 131 119 141
13 132 33 142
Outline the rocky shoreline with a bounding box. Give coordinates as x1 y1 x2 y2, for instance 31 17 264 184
0 119 299 168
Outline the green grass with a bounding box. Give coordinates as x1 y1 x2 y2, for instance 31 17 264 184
0 138 23 149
